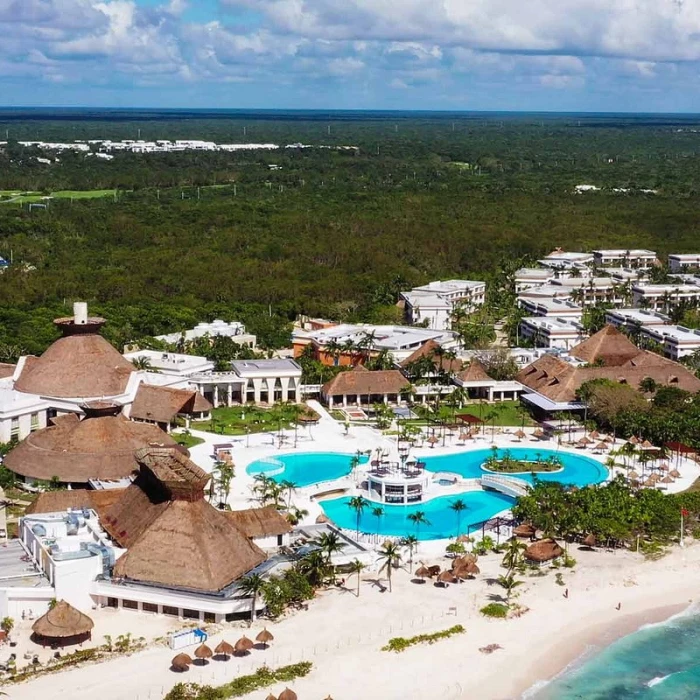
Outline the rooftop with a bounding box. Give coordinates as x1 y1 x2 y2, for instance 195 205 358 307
605 308 671 325
230 358 302 377
643 325 700 343
521 317 585 332
593 249 657 256
409 279 485 294
297 324 458 351
124 350 213 373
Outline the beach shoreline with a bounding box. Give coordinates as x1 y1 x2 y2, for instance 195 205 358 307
515 601 692 699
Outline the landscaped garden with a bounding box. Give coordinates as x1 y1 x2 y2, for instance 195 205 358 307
483 450 563 474
192 404 320 436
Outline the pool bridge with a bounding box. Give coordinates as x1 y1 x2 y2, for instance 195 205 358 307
480 473 529 499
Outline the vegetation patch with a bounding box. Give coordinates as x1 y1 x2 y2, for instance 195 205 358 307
483 450 563 474
163 661 313 699
480 603 510 619
381 624 465 653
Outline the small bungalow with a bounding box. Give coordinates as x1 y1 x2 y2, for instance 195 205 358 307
129 384 212 431
321 366 410 408
31 600 94 648
524 539 564 567
226 506 292 549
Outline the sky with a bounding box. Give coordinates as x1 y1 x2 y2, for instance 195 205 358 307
2 0 700 111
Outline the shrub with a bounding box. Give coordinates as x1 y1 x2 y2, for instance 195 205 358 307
554 573 565 586
563 554 577 568
381 625 465 653
445 541 466 556
480 603 509 619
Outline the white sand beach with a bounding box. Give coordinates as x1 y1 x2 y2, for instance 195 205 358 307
4 539 700 700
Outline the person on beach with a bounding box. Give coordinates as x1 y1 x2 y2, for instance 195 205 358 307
564 588 569 599
616 602 621 610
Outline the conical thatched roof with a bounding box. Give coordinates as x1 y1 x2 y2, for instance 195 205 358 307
415 565 431 577
456 360 493 383
279 688 298 700
583 533 597 548
215 640 234 656
569 325 641 367
513 523 536 538
107 448 266 592
256 629 274 643
194 643 213 659
234 636 254 653
171 653 192 671
15 315 134 399
4 404 182 483
32 600 94 639
525 539 564 563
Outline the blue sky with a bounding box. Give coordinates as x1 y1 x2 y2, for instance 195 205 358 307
2 0 700 111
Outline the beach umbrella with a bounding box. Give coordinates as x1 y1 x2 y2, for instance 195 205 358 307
595 441 608 451
458 432 470 442
641 439 654 449
427 436 439 448
214 640 234 659
256 629 274 648
643 477 656 488
628 436 640 445
628 470 640 480
649 473 660 483
659 462 670 472
660 475 674 484
514 429 526 441
234 636 254 656
171 653 192 672
589 430 600 439
513 523 536 539
415 565 431 581
604 435 614 444
670 469 682 478
278 689 298 700
533 427 545 438
578 436 592 445
437 570 457 587
194 643 213 663
583 533 596 548
265 695 277 700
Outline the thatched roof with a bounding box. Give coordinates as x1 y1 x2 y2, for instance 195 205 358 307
525 539 564 563
215 640 234 656
513 523 537 538
108 448 266 592
322 367 409 397
0 362 15 379
400 340 463 374
256 629 274 643
4 405 182 483
194 643 213 659
25 488 127 520
456 360 493 383
278 689 298 700
226 506 292 539
234 636 254 653
15 316 134 398
130 384 212 424
32 600 94 639
517 326 700 403
171 653 192 670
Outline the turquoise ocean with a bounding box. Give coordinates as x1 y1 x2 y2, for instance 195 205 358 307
529 607 700 699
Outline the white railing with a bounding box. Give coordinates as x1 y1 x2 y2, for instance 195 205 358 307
480 474 529 498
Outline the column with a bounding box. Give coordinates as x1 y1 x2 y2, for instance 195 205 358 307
253 379 262 404
226 383 232 406
213 386 220 408
488 387 494 402
383 394 388 404
280 377 289 403
342 395 347 407
295 385 301 403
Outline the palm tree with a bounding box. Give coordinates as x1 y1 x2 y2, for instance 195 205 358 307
131 356 154 371
297 551 330 587
238 573 265 624
449 498 468 536
371 506 385 541
349 451 363 479
347 559 366 597
279 479 298 509
501 537 527 575
497 572 523 604
377 541 402 592
313 531 344 565
407 510 430 543
347 496 368 538
401 534 418 573
212 461 235 507
286 505 309 526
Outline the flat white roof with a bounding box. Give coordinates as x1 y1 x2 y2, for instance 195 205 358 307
297 323 458 350
521 317 584 332
642 325 700 343
124 350 213 372
401 291 451 308
411 279 485 294
0 386 48 416
543 251 592 261
515 268 552 280
605 308 670 324
669 253 700 260
593 249 656 256
552 277 615 288
633 283 700 293
231 359 301 377
521 297 583 312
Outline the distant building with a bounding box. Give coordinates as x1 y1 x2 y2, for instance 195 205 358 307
592 249 657 269
518 298 584 320
156 320 256 349
400 279 486 330
668 254 700 273
514 268 553 293
604 308 671 333
321 366 410 408
639 325 700 361
519 317 588 350
632 283 700 310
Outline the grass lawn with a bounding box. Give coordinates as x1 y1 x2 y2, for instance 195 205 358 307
407 401 533 427
173 432 205 449
192 404 315 436
0 189 117 204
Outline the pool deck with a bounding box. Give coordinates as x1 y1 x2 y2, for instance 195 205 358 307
181 400 700 552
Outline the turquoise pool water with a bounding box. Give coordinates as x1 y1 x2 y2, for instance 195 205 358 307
533 609 700 699
320 489 515 540
246 451 369 488
421 447 608 488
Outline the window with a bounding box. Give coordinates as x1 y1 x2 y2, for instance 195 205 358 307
122 599 138 610
183 609 200 620
142 602 158 614
162 606 179 617
30 413 39 431
10 418 19 438
203 612 216 623
106 597 118 609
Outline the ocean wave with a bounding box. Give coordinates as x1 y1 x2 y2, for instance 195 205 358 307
520 644 600 699
637 600 700 633
646 674 671 687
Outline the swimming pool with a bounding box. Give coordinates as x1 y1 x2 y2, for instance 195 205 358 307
320 490 516 540
421 447 608 488
246 451 369 488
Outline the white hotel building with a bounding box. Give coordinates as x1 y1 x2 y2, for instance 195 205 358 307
401 279 486 330
518 317 588 350
639 325 700 361
668 254 700 273
632 283 700 311
593 249 657 269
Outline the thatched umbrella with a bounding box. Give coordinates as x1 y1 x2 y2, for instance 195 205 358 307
437 570 457 587
415 565 430 582
458 432 470 442
456 534 471 544
628 436 640 445
659 462 670 472
628 470 640 480
670 469 682 478
660 475 674 485
171 653 192 672
427 435 439 448
256 629 274 648
454 562 480 579
604 435 614 444
214 640 234 660
532 427 544 439
315 513 330 524
576 437 591 448
582 533 596 548
513 523 536 539
32 599 94 648
265 694 277 700
643 477 656 488
278 689 298 700
649 472 660 483
594 441 608 452
514 428 526 441
641 439 654 449
525 539 564 565
194 643 213 664
589 430 600 440
234 635 254 656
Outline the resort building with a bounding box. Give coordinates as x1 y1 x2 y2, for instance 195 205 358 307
123 350 214 377
321 366 410 408
4 400 184 486
192 359 302 406
518 297 584 320
517 326 700 416
548 277 626 306
639 325 700 361
399 339 463 377
128 384 212 430
631 283 700 310
155 320 257 349
669 254 700 273
400 279 486 330
293 324 459 365
604 308 671 334
514 268 553 293
538 249 594 273
592 249 657 269
518 317 588 350
454 361 523 402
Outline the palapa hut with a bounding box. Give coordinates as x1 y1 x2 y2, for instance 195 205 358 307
278 688 298 700
226 506 292 548
104 447 266 593
414 565 431 582
524 539 564 567
194 642 213 664
129 383 213 431
256 629 274 648
234 635 254 655
32 600 94 647
171 653 192 672
5 400 184 485
214 640 234 659
513 523 537 539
